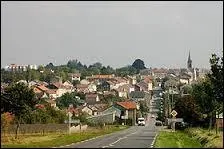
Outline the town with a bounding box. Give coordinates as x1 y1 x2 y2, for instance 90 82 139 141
1 1 223 148
1 52 223 148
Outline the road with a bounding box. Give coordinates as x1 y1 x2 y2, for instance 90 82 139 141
59 116 159 148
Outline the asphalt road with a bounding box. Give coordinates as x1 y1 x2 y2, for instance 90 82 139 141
59 116 159 148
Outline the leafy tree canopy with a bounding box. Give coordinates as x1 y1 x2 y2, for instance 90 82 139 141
132 59 146 71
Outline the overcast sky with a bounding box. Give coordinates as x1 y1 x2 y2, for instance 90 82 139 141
1 1 223 69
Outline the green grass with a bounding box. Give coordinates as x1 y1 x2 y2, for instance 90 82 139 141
185 127 223 148
1 125 129 148
154 131 202 148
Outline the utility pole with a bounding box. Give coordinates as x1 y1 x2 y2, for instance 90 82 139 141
68 112 72 135
171 85 174 111
168 87 170 118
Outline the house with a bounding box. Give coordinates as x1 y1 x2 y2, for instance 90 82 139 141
85 93 100 105
102 106 122 118
80 79 90 85
87 105 98 115
103 90 118 97
143 76 153 91
63 81 74 92
115 101 137 126
152 68 168 79
97 80 110 91
47 82 68 97
92 103 109 115
113 77 128 88
127 75 137 85
107 80 117 90
81 106 94 116
76 84 89 93
28 80 39 87
45 89 57 98
179 73 191 84
68 73 81 81
115 84 135 98
135 81 148 92
130 91 146 101
88 83 97 92
86 74 114 82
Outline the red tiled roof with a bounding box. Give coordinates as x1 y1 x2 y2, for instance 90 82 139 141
36 85 49 91
76 84 88 88
52 82 66 89
116 101 136 110
86 93 98 99
45 89 57 94
33 87 42 94
92 75 113 79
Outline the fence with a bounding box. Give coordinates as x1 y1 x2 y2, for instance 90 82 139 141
2 124 68 135
70 124 88 133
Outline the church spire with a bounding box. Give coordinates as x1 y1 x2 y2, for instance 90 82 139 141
187 50 192 69
188 51 191 61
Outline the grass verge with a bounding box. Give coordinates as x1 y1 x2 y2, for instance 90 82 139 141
184 127 223 148
1 125 129 148
154 130 202 148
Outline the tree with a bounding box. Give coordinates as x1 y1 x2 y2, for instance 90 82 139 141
1 112 15 137
132 59 146 71
45 62 54 69
207 52 223 104
174 95 203 126
56 92 82 109
1 83 38 138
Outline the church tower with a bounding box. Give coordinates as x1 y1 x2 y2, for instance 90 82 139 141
187 51 192 70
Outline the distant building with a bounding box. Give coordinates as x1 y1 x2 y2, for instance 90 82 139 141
4 64 37 72
187 51 192 70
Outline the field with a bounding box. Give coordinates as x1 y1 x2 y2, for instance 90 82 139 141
1 125 129 148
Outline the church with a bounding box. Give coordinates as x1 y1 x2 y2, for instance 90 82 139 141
186 51 199 83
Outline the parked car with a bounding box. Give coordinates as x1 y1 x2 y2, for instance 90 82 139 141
175 122 189 130
155 121 163 126
137 117 145 126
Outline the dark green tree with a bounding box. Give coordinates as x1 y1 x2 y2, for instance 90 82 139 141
207 52 223 104
1 83 38 138
132 59 146 72
174 95 203 126
56 92 83 109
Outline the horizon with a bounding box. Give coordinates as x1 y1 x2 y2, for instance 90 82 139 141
1 1 223 69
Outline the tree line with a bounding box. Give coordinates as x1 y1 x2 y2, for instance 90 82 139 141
1 59 147 84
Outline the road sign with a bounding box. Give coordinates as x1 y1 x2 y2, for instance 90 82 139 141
64 119 80 124
170 110 178 117
170 118 183 122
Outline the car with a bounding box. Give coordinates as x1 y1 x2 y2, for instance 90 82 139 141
137 117 145 126
175 122 189 130
155 121 163 126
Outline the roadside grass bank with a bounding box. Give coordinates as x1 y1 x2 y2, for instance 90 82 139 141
154 130 202 148
1 125 129 148
154 127 223 148
184 127 223 148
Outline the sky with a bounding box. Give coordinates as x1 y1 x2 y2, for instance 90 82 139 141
1 1 223 69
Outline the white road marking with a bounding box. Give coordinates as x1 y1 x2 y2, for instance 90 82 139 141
101 131 138 148
150 133 158 148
